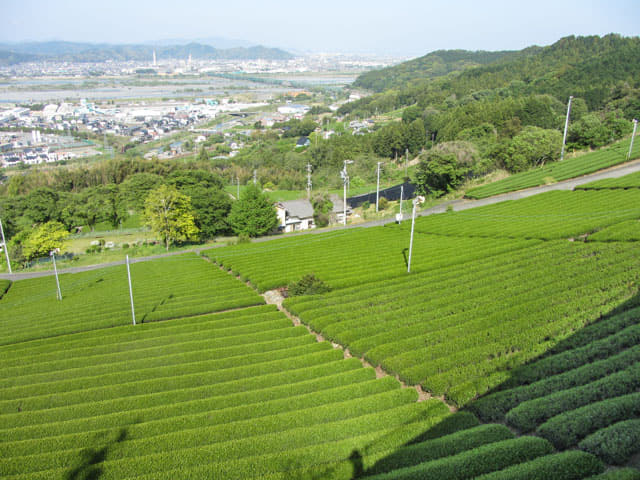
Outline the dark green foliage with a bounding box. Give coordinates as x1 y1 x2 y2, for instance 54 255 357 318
579 419 640 465
353 49 515 92
377 197 389 210
536 392 640 449
228 184 278 237
414 150 467 197
365 424 514 476
311 193 333 227
473 451 604 480
470 344 640 422
505 363 640 432
288 274 331 296
364 437 554 480
585 469 640 480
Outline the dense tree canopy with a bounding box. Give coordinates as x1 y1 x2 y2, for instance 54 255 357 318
228 185 278 237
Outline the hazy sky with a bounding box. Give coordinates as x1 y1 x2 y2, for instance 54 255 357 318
1 0 638 57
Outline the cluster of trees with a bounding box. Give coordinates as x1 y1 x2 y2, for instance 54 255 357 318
1 167 276 265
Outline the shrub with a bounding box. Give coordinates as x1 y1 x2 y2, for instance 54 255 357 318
361 201 370 210
579 419 640 465
378 197 389 210
473 451 603 480
288 274 331 296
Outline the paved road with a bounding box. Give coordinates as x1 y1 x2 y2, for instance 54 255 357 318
3 158 640 281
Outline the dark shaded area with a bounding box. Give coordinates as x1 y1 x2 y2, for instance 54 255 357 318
65 428 128 480
348 182 416 208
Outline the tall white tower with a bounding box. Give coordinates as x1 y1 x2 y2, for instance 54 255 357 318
153 50 157 66
188 53 192 68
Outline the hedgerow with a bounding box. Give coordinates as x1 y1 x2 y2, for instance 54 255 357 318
472 451 604 480
505 363 640 432
579 419 640 465
470 344 640 422
364 424 514 476
363 437 554 480
536 392 640 449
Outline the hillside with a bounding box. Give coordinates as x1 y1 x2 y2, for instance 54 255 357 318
2 178 640 477
0 41 294 64
346 34 640 115
353 49 519 92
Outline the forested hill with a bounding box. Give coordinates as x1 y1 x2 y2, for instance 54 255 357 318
0 41 294 64
353 49 519 92
347 34 640 113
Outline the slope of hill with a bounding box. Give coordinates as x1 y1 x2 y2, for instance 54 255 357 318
353 49 519 92
2 181 640 477
345 34 640 115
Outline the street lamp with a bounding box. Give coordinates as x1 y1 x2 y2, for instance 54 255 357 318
407 195 425 273
341 160 353 226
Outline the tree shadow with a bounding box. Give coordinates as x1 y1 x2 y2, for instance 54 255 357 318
65 428 128 480
355 290 640 477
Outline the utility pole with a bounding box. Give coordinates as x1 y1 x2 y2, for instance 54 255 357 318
253 169 257 186
399 185 404 221
376 161 383 212
560 95 573 161
0 217 11 274
306 163 312 199
126 255 136 325
628 119 638 161
51 252 62 300
236 175 240 199
405 148 409 178
341 160 353 226
407 196 425 273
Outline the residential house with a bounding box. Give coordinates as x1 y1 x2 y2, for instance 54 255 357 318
275 199 315 233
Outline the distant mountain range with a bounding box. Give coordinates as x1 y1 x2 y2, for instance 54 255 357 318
0 41 295 65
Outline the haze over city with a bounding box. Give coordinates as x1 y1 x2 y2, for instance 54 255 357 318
2 0 639 56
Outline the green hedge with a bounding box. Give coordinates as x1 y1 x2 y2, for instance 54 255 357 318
364 424 514 476
584 469 640 480
364 436 554 480
579 419 640 465
472 451 604 480
470 345 640 422
537 392 640 449
505 363 640 432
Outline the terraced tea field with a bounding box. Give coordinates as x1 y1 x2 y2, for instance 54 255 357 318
0 253 263 345
465 136 640 199
2 177 640 478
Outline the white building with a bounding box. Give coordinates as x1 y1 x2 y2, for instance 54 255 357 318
275 200 315 233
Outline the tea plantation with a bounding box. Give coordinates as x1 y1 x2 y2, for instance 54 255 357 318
465 136 640 199
2 174 640 478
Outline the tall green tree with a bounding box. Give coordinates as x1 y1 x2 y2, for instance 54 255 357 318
228 185 278 237
144 185 199 250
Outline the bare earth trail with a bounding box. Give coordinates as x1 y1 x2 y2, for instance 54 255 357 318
3 157 640 281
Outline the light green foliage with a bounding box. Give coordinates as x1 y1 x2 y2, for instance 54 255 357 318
144 184 199 250
22 221 69 261
0 254 263 344
405 189 640 240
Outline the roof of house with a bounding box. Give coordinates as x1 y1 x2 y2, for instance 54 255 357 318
296 136 310 146
279 199 314 219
